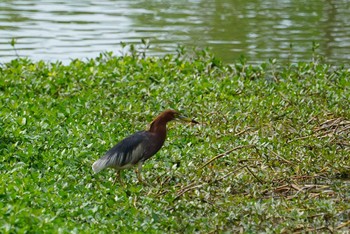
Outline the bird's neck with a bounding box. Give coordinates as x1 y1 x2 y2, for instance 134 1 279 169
149 119 167 138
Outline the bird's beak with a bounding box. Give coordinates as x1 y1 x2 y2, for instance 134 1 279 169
178 115 199 124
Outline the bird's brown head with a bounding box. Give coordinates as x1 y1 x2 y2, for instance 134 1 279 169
150 109 199 132
157 109 179 122
157 109 199 124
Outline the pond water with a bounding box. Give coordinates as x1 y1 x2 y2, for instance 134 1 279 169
1 0 349 64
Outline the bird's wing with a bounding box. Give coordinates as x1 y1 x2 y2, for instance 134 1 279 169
92 131 148 173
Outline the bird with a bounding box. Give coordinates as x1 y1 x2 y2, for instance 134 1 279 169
92 109 199 184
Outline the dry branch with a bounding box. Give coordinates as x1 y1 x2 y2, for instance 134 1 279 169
234 127 253 136
336 220 350 230
288 117 350 143
174 184 203 201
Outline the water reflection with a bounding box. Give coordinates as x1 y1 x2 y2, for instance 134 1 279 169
0 0 349 64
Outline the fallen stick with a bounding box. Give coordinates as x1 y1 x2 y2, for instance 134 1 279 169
234 127 253 136
174 184 203 201
244 165 264 184
216 165 246 182
336 220 350 230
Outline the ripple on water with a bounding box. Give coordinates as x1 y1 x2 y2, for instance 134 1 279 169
0 0 350 64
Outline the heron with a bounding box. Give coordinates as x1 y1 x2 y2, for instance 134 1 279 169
92 109 198 184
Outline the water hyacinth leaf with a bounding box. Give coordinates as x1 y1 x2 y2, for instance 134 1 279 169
0 47 349 233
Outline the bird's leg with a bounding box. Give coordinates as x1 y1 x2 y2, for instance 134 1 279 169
135 162 144 184
113 170 124 186
112 171 119 185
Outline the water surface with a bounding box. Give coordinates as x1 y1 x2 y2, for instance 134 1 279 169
1 0 349 64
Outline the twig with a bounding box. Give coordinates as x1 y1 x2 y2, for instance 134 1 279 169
315 129 336 138
160 176 172 186
200 144 255 169
336 142 350 147
292 226 329 234
336 220 350 230
174 184 203 201
337 125 350 134
274 184 290 193
156 189 170 197
270 150 295 164
287 128 336 143
289 117 349 143
177 181 197 191
234 127 253 136
318 117 342 127
315 117 343 132
153 172 167 184
290 183 302 191
287 135 313 143
244 165 264 184
306 115 318 125
215 165 246 182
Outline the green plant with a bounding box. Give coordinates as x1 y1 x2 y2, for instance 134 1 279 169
0 47 349 233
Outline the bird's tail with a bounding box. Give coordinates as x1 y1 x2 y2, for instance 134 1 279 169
92 158 108 173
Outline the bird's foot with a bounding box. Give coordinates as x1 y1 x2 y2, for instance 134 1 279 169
113 171 125 186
